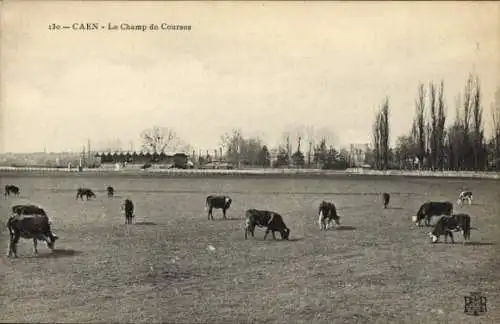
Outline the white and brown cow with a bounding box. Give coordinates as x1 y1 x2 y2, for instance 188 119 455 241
244 209 290 240
205 195 232 220
318 201 341 230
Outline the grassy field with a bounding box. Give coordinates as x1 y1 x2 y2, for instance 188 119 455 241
1 175 499 323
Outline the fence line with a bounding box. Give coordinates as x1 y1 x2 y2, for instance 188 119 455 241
0 166 499 179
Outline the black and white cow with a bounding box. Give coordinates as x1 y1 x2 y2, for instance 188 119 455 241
76 188 96 200
382 193 390 209
318 201 341 230
4 185 20 197
122 199 135 224
429 213 471 245
107 186 115 198
244 209 291 240
7 207 58 257
457 191 473 206
205 195 232 220
412 201 453 227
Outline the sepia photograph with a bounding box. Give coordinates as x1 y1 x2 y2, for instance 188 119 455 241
1 0 499 322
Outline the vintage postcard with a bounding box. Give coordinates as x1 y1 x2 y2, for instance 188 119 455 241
1 1 499 323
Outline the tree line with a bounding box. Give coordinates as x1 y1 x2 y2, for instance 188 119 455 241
373 74 500 171
98 73 499 171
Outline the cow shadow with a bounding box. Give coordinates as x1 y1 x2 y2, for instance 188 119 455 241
37 248 82 259
331 225 356 231
133 221 157 226
465 241 496 246
385 207 404 210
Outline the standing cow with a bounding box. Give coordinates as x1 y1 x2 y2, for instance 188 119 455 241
107 186 115 198
318 201 341 230
205 195 232 220
76 188 96 200
457 191 473 206
7 206 58 257
382 193 390 209
244 209 290 240
4 185 20 197
412 201 453 227
122 199 135 224
429 213 471 245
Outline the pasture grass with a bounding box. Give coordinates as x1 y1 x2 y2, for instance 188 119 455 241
1 176 499 323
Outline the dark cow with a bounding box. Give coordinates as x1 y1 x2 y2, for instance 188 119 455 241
382 192 390 209
123 199 134 224
412 201 453 227
205 195 232 220
429 213 471 245
107 186 115 198
76 188 96 200
244 209 290 240
7 209 58 257
318 201 341 230
12 204 47 217
457 191 473 206
4 185 20 197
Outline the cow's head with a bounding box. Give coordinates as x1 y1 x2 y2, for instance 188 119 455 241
47 234 58 250
281 228 290 240
332 214 341 226
428 232 438 243
224 197 232 209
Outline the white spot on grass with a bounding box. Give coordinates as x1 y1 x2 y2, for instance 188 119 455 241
208 245 215 251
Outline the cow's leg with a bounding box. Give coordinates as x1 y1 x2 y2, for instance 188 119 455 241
264 229 270 240
449 231 455 244
222 208 227 220
271 231 277 240
7 234 14 257
318 211 324 230
208 207 214 220
10 233 20 258
33 238 38 255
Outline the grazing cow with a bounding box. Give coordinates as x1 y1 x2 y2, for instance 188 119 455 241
205 195 232 220
107 186 114 198
76 188 96 200
7 209 58 257
412 201 453 227
457 191 473 206
429 213 471 245
122 199 134 224
4 185 20 197
318 201 341 230
244 209 290 240
382 193 390 209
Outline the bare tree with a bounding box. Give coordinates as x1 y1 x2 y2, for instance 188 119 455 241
436 81 447 170
491 87 500 169
428 82 437 169
140 126 181 153
471 75 485 170
412 83 427 169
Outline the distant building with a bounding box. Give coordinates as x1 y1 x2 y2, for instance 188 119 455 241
349 143 371 167
94 151 189 168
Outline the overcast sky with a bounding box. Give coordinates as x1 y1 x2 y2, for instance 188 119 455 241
1 1 499 153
